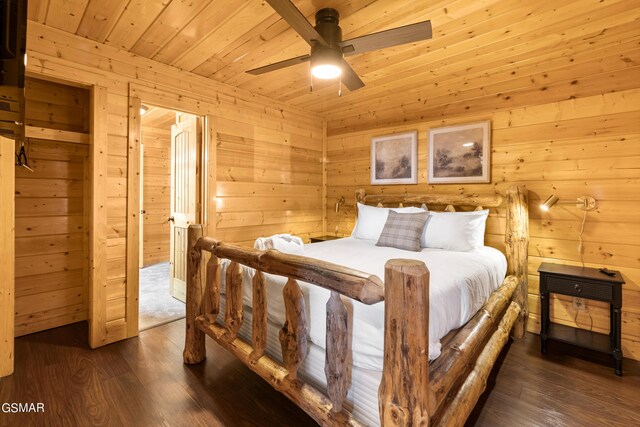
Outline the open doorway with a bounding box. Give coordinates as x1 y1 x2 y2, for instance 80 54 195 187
138 105 202 331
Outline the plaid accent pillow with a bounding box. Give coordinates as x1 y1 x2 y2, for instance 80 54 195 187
376 211 430 252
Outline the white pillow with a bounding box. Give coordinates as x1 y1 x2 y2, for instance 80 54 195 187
352 203 427 240
421 210 489 251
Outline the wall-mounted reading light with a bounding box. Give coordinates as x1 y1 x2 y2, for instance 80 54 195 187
140 105 149 116
539 195 597 212
335 196 345 213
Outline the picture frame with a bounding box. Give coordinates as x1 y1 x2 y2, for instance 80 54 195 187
370 131 418 185
428 121 491 184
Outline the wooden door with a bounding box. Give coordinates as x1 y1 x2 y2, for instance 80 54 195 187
169 114 199 302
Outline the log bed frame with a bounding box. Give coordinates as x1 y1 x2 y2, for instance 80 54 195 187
183 185 529 426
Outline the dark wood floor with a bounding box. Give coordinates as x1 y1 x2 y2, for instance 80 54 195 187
1 320 638 427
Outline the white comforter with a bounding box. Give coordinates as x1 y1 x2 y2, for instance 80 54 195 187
222 237 507 369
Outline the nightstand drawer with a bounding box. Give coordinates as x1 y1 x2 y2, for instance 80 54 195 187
546 276 612 301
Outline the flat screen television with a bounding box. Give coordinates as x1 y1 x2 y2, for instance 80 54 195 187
0 0 27 138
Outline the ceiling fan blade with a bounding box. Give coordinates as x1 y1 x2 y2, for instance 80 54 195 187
246 54 311 75
265 0 328 47
340 59 365 91
339 21 432 56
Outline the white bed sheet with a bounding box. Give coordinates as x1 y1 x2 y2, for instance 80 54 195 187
222 237 507 368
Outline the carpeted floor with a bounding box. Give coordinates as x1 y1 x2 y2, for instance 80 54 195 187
139 262 185 331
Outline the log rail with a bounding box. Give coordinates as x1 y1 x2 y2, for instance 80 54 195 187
183 185 529 426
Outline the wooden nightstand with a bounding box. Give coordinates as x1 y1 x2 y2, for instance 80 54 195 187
309 235 342 243
538 262 625 376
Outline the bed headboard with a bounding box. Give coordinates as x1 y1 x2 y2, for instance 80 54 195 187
354 185 530 337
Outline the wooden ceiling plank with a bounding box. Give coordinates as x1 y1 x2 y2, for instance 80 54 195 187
351 0 627 83
298 18 640 115
198 0 370 79
130 0 212 59
290 0 633 110
44 0 90 33
225 0 440 89
211 0 384 85
190 11 287 78
76 0 129 43
169 3 276 72
104 0 172 51
208 13 318 82
324 45 639 127
263 0 570 101
29 0 640 127
321 11 640 120
335 35 640 121
151 1 248 66
285 0 630 105
236 0 511 93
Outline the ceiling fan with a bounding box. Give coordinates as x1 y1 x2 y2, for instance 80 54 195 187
246 0 433 92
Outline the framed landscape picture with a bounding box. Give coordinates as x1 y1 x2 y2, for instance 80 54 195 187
370 131 418 185
428 121 491 183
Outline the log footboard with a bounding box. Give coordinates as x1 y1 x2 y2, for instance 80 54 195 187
183 185 529 426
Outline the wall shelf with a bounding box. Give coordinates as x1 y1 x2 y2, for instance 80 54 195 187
25 125 89 145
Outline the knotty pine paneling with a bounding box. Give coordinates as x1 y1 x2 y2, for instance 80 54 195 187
326 88 640 360
215 118 324 246
26 21 324 344
25 78 90 133
14 141 89 336
141 111 173 267
27 0 640 126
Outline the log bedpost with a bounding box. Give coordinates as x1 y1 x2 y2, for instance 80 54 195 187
379 259 431 426
505 185 529 338
279 278 308 380
183 225 206 364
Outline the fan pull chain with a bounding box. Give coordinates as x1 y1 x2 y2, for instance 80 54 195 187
310 73 314 93
338 75 342 97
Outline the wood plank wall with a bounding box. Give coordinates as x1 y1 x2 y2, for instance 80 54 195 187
25 21 323 345
326 88 640 361
25 78 89 133
215 118 324 247
15 78 91 336
141 117 172 267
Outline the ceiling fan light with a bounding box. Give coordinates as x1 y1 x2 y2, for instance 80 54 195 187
311 63 342 79
310 47 343 80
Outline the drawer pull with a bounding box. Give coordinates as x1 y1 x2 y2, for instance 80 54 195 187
574 284 582 293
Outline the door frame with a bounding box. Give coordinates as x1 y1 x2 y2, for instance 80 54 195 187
0 76 109 358
0 135 15 377
126 85 215 337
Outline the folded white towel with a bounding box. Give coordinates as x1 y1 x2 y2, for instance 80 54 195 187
253 234 304 255
253 237 271 251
